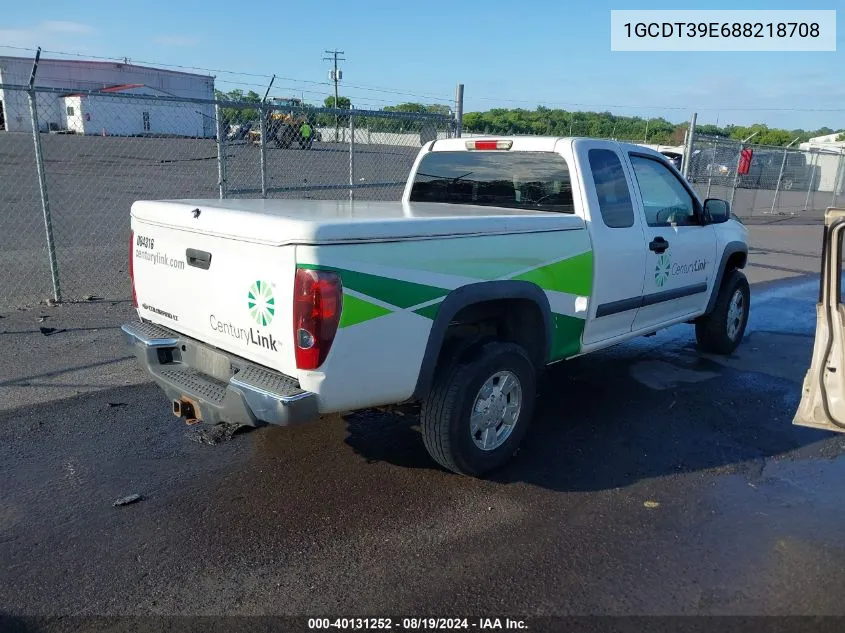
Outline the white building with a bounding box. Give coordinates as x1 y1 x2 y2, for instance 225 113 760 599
803 131 845 146
0 56 215 136
61 84 212 137
799 131 845 193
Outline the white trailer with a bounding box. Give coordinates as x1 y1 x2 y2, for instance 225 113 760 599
60 84 213 137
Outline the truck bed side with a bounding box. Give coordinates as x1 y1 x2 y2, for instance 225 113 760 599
295 227 593 413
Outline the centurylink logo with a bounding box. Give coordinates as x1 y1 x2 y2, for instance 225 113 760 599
248 280 275 326
654 254 671 288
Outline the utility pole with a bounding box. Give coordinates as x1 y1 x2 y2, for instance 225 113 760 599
454 83 464 138
323 49 345 141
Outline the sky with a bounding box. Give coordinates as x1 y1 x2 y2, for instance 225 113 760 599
1 0 842 131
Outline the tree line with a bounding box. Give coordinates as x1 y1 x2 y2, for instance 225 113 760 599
462 107 838 146
213 89 839 146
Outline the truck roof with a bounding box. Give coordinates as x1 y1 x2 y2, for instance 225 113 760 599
428 136 668 160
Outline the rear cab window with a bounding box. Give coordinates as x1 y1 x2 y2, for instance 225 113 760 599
587 149 634 228
409 150 575 213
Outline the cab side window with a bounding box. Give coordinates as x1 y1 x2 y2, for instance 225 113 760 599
629 155 698 227
588 149 634 228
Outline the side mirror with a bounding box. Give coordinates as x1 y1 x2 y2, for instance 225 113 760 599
703 198 730 224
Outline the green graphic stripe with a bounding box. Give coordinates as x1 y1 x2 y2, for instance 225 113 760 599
549 313 586 361
341 269 449 308
318 231 592 281
413 302 442 320
511 251 593 297
299 250 592 335
339 294 393 329
298 264 449 309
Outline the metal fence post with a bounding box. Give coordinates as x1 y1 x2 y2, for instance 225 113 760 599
681 112 696 179
770 137 801 215
770 148 790 215
27 88 62 303
804 151 818 212
833 153 845 208
728 142 742 211
214 104 227 199
349 111 355 202
705 137 716 199
259 102 268 198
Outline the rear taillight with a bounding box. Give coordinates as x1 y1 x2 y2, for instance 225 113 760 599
465 139 513 151
293 268 343 370
129 230 137 308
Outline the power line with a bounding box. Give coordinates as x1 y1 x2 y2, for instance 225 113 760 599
214 78 404 107
469 93 845 113
0 44 454 104
3 43 843 114
0 44 271 79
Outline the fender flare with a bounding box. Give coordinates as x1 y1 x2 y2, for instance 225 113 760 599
412 280 553 400
704 241 748 315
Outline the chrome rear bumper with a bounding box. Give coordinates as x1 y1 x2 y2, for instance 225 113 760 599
122 320 318 427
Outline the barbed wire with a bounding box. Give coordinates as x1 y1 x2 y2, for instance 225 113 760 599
0 44 455 105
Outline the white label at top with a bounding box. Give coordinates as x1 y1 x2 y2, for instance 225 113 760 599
610 10 836 51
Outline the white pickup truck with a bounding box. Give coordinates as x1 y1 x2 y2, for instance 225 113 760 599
123 136 750 476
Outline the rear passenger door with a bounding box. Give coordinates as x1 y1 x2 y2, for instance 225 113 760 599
577 142 648 345
627 152 717 333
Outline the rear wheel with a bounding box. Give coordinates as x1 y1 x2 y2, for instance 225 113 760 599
420 341 536 476
695 269 750 355
275 126 295 149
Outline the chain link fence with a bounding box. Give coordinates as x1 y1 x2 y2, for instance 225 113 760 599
0 85 455 309
687 134 845 220
4 83 844 309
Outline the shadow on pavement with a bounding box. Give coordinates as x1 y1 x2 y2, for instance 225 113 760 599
342 334 837 491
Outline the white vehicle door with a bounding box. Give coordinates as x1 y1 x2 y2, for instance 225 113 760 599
626 151 717 333
794 207 845 434
574 141 648 345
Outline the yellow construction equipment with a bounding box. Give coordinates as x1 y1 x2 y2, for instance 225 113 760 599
248 97 318 149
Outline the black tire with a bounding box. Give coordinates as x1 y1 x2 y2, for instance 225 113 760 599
695 269 750 355
276 126 294 149
420 341 536 476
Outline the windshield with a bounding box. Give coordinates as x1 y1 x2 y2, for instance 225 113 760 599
409 150 575 213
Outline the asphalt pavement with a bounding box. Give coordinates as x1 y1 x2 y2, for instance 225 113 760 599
1 227 844 629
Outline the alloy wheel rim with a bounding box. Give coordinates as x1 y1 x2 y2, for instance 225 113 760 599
727 289 745 341
470 370 522 451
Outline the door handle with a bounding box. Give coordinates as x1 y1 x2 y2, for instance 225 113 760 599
649 237 669 254
186 248 212 270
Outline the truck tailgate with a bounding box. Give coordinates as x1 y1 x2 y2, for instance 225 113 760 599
130 217 297 377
